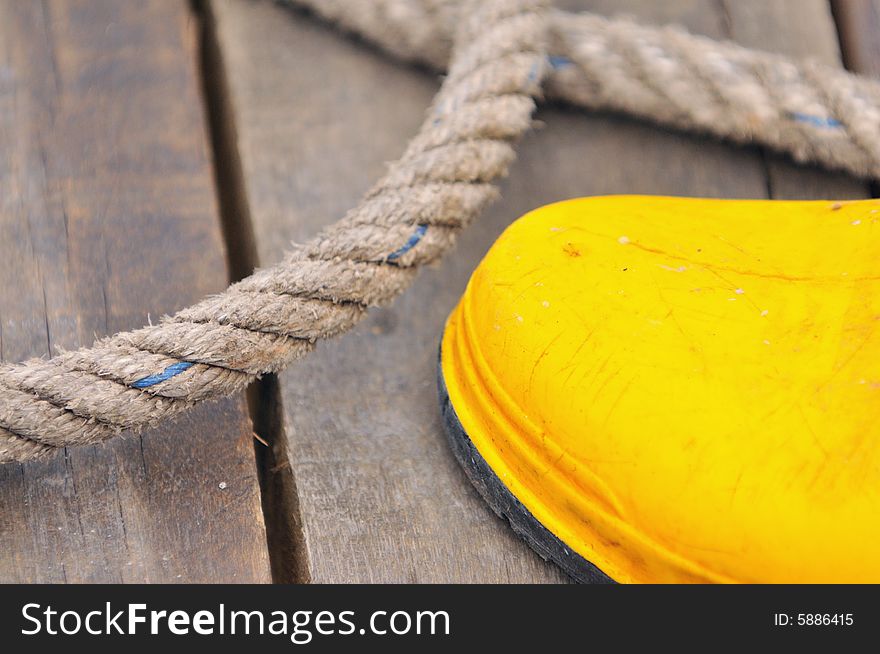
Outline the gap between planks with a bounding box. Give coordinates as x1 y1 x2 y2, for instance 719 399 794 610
194 0 307 583
831 0 880 196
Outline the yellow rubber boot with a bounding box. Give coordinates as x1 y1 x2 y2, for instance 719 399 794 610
439 195 880 584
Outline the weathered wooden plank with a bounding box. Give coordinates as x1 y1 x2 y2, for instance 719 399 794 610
211 0 866 582
833 0 880 78
0 0 271 583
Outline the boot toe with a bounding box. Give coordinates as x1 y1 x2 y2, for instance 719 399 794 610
441 195 880 583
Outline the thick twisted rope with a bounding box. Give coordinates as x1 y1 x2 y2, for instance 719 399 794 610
3 0 880 463
288 0 880 180
0 0 547 463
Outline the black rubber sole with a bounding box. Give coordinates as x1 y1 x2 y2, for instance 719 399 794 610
437 353 615 584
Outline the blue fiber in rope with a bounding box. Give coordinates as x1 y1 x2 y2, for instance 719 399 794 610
131 361 195 389
548 55 573 69
387 224 428 261
528 60 541 82
788 112 842 129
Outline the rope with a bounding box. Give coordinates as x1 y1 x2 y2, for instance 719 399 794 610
287 0 880 180
0 0 547 463
2 0 880 463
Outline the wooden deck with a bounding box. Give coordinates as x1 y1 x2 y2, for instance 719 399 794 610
0 0 877 582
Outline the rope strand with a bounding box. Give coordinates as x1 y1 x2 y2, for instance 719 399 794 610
288 1 880 179
0 0 548 463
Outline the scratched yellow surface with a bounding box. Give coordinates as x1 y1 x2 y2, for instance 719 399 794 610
442 195 880 583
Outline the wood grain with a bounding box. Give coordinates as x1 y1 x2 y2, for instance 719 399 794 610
0 0 271 583
210 0 868 582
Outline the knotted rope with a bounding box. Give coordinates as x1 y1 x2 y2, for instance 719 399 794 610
2 0 879 463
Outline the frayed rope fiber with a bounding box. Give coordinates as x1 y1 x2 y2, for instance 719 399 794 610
2 0 880 463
